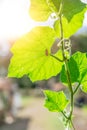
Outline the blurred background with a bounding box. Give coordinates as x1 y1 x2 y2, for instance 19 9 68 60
0 0 87 130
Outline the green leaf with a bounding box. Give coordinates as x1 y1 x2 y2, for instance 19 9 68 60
48 0 86 21
61 52 87 93
46 0 61 12
62 0 86 21
48 0 86 20
72 52 87 93
29 0 86 22
29 0 52 21
61 57 79 85
29 0 61 21
54 8 86 38
8 26 63 82
44 90 69 112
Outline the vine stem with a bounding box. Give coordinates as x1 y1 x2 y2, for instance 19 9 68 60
50 54 64 62
61 111 68 119
71 120 76 130
73 83 80 95
59 1 75 130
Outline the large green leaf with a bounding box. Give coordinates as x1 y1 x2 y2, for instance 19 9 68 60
44 90 69 112
29 0 61 21
54 8 86 38
29 0 86 21
8 26 63 82
61 52 87 93
29 0 52 21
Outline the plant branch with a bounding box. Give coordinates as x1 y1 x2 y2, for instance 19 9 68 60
73 83 80 95
61 111 68 119
59 1 75 130
70 120 76 130
64 61 73 120
50 54 64 62
59 14 65 60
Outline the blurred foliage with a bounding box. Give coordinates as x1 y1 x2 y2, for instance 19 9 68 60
15 76 36 89
71 35 87 53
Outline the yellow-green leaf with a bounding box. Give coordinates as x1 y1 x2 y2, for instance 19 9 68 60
8 26 63 82
54 8 86 38
29 0 86 22
44 90 69 112
29 0 52 21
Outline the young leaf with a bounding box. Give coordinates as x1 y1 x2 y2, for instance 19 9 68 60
8 26 63 82
44 90 69 112
54 8 86 38
61 52 87 93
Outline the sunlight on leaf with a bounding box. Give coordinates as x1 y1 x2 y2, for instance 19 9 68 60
29 0 86 22
29 0 52 21
54 8 86 38
8 26 63 82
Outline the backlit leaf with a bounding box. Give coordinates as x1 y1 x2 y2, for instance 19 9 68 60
44 90 69 112
29 0 52 21
48 0 86 21
8 27 63 82
54 8 86 38
29 0 86 21
62 0 86 21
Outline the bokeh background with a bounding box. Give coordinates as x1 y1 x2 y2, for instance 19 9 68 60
0 0 87 130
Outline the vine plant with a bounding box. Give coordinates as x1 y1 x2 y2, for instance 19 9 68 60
8 0 87 130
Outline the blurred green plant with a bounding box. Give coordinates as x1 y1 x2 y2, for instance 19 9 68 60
8 0 87 130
